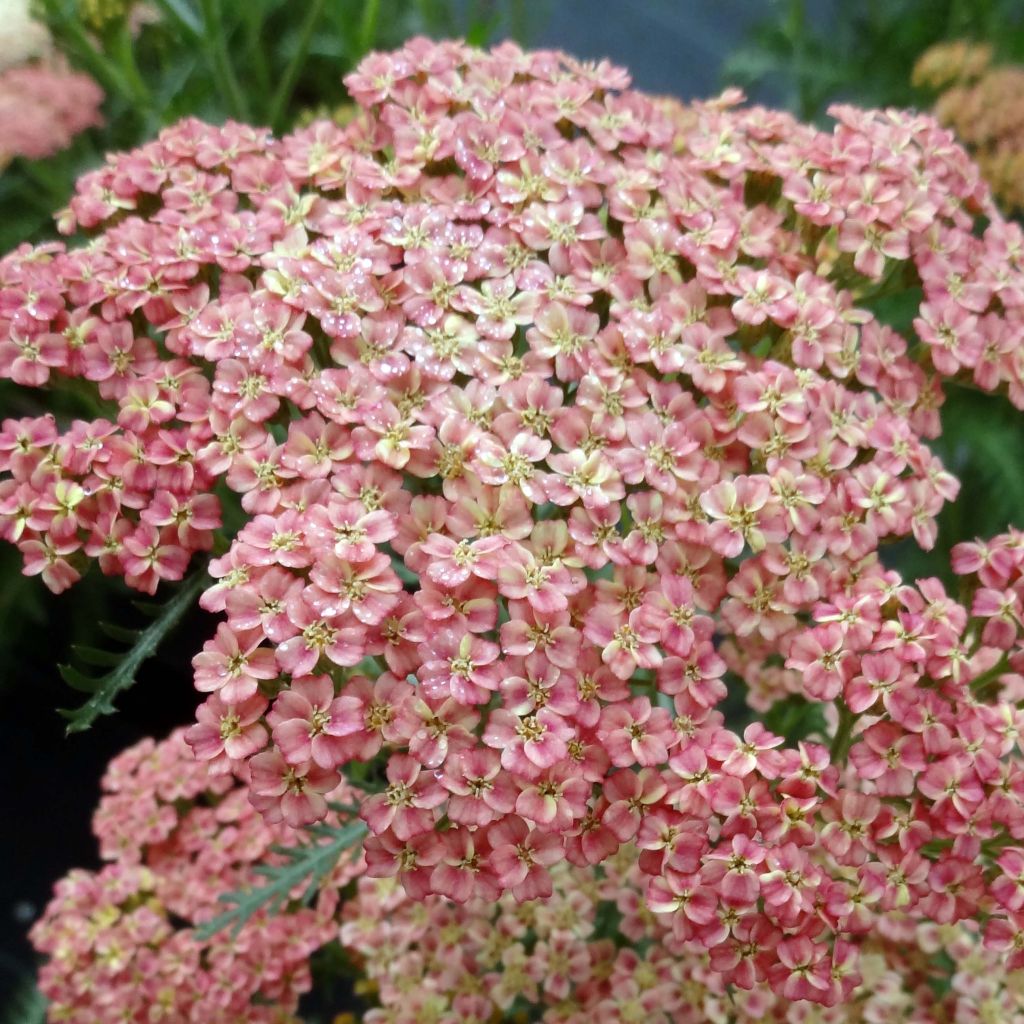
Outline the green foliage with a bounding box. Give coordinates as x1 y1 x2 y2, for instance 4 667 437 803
195 816 367 940
0 545 48 676
724 0 1024 121
37 0 536 135
0 977 46 1024
58 568 205 733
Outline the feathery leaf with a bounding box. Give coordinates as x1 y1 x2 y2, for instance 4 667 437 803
58 569 205 734
195 818 367 940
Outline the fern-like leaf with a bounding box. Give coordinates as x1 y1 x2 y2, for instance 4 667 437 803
195 818 367 940
58 569 205 734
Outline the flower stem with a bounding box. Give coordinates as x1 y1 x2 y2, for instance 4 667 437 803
267 0 326 132
357 0 381 56
829 703 857 764
199 0 251 121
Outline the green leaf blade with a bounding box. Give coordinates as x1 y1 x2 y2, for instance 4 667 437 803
59 569 205 734
195 818 367 941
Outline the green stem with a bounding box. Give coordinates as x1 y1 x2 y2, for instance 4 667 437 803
241 5 271 100
357 0 381 56
267 0 326 132
109 20 154 114
56 17 142 108
971 653 1010 699
829 703 857 764
199 0 251 121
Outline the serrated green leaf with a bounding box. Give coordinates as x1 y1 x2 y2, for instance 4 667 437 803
59 569 205 734
71 644 126 668
98 621 141 643
195 819 367 941
59 663 102 693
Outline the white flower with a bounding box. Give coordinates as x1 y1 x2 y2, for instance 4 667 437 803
0 0 50 72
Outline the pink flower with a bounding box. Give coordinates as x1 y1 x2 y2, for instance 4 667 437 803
514 763 590 830
0 62 103 163
191 625 278 703
700 476 786 557
304 498 395 562
248 750 339 827
185 693 268 767
440 749 517 827
497 545 575 614
584 606 662 680
325 672 415 760
419 533 507 587
786 623 857 702
601 767 667 841
14 40 1024 995
769 936 831 1002
268 675 347 769
484 708 574 772
417 628 501 704
430 828 500 903
486 815 563 901
597 697 676 767
360 754 446 840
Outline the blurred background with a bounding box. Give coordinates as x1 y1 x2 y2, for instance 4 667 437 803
3 0 1024 1017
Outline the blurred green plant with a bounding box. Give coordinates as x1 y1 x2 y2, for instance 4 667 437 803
0 975 46 1024
724 0 1024 121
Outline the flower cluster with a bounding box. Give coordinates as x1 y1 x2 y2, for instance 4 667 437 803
8 38 1024 1003
343 852 1024 1024
29 730 362 1023
0 60 103 164
913 41 1024 213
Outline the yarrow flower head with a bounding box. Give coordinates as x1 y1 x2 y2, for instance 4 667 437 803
30 731 363 1023
0 60 103 165
9 38 1024 1006
914 41 1024 213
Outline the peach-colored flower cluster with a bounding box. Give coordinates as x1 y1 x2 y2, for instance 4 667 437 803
343 853 1024 1024
8 38 1024 1004
913 41 1024 213
29 730 362 1023
0 60 103 164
